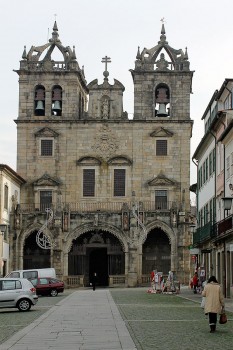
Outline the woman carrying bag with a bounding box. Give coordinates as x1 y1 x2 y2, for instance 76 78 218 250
202 276 225 333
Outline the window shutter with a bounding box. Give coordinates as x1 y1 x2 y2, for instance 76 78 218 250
40 191 52 211
114 169 125 196
41 140 53 156
156 140 167 155
83 169 95 197
155 190 167 209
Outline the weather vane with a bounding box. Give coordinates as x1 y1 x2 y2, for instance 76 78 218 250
160 17 165 23
54 13 57 21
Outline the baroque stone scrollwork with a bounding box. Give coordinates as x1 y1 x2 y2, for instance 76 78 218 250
91 124 119 159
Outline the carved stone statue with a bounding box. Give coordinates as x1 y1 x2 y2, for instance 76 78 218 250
101 98 109 119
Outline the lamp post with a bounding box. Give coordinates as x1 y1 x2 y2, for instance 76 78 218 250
222 197 232 218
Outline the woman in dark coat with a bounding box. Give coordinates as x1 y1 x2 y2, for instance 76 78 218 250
202 276 225 332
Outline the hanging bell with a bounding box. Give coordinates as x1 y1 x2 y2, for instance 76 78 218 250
35 100 44 110
156 103 168 117
52 101 61 112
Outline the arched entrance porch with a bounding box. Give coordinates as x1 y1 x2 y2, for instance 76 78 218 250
142 227 171 276
23 231 51 269
68 230 125 287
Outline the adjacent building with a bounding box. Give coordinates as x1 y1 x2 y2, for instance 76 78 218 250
0 164 25 276
192 79 233 297
9 22 194 287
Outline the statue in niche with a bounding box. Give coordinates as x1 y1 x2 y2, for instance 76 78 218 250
101 98 109 119
156 53 169 70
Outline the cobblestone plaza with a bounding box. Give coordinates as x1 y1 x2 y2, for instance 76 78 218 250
0 287 232 349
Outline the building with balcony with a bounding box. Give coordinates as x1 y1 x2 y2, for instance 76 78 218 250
9 22 194 287
192 79 233 297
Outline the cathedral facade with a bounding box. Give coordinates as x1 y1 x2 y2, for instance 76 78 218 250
10 22 194 287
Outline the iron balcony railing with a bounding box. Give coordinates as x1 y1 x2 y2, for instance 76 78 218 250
193 215 233 246
214 214 233 238
193 222 215 245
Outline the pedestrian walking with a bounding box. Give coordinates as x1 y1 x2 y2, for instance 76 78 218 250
192 272 199 294
92 272 97 291
202 275 225 333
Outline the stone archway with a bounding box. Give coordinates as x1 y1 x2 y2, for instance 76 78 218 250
23 231 51 269
67 230 125 286
139 220 177 278
142 227 171 275
16 225 54 270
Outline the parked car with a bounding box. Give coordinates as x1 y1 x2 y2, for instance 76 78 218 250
0 278 38 311
5 268 56 280
30 277 64 297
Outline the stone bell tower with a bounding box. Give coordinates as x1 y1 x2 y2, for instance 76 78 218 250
14 21 89 182
131 23 193 121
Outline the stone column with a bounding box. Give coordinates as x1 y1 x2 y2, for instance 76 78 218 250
127 244 138 287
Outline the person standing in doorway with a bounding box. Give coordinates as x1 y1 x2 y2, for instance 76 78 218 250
202 276 225 333
92 272 97 291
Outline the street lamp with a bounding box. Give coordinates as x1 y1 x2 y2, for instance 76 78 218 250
222 197 232 217
0 224 7 238
222 197 232 210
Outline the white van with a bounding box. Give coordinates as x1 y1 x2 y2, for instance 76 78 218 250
5 268 56 280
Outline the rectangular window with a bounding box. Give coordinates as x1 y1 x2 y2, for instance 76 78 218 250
200 208 203 227
209 152 213 176
205 159 208 181
209 199 213 224
40 191 52 211
213 149 216 172
114 169 126 196
41 139 53 156
203 163 206 183
198 169 201 190
155 190 167 209
83 169 95 197
2 280 21 290
199 167 203 188
213 198 216 224
4 185 8 210
156 140 167 156
204 203 208 224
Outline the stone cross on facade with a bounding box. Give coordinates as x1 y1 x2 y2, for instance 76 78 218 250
101 56 111 72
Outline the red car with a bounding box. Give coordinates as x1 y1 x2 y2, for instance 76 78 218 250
30 277 64 297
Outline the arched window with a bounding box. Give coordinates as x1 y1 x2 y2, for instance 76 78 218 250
51 85 62 116
34 85 45 116
155 83 170 117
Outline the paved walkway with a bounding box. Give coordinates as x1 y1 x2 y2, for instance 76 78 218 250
0 286 232 350
0 289 137 350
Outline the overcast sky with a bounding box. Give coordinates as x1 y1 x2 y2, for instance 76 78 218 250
1 0 232 203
